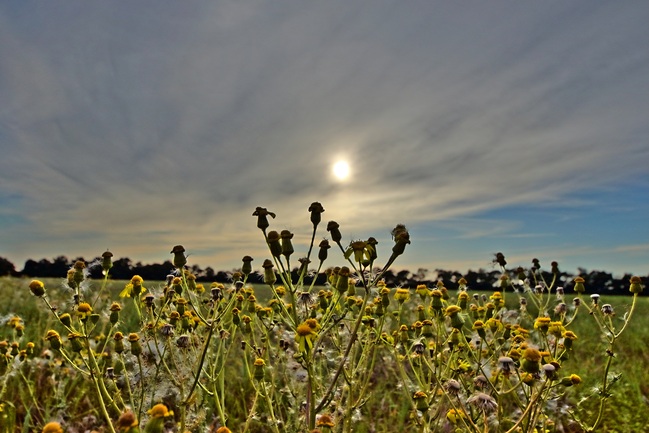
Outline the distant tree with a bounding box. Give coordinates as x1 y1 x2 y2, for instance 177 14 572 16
0 257 16 277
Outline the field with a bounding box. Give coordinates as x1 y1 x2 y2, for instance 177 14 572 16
1 273 647 433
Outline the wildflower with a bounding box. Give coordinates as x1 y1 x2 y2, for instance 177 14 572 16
590 294 600 305
253 358 266 381
542 363 557 380
446 408 467 425
72 260 86 286
494 252 507 267
563 330 578 350
445 305 464 329
458 291 469 310
630 276 643 294
67 333 84 352
560 374 582 387
215 427 231 433
444 379 462 397
390 224 410 258
347 240 370 264
128 333 142 357
533 317 551 334
473 375 489 390
29 280 46 297
262 259 276 285
393 288 410 304
548 321 565 338
601 304 614 316
414 284 429 299
45 330 62 350
108 302 122 325
473 320 486 339
74 303 92 322
556 286 565 299
120 276 147 298
551 261 560 274
521 347 542 374
170 245 187 269
308 202 325 227
116 411 138 432
295 320 318 354
573 276 586 294
467 392 498 413
554 303 567 315
498 356 515 376
412 390 429 411
318 239 331 263
253 207 276 231
326 221 342 244
266 231 282 258
113 332 125 353
176 335 190 349
42 422 63 433
145 404 173 433
573 297 581 307
335 266 351 294
101 250 114 273
316 414 335 429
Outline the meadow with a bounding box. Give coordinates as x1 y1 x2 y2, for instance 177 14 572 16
0 204 647 433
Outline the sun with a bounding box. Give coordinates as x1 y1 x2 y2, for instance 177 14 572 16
332 160 350 181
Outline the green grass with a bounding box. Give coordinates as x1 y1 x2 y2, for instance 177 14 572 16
1 276 648 432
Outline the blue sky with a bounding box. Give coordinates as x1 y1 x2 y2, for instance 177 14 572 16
1 1 648 278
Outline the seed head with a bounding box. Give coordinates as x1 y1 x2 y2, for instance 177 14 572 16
467 392 498 413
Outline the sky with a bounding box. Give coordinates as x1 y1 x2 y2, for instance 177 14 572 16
1 1 648 279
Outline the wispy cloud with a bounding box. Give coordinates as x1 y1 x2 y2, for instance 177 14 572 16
0 1 647 275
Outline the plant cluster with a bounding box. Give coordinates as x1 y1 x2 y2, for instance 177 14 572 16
0 202 643 433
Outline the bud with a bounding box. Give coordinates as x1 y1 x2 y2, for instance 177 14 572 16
109 302 122 325
262 259 276 285
113 332 125 354
101 250 114 273
128 333 142 357
280 230 295 258
629 276 643 294
170 245 187 269
45 330 62 351
573 276 585 294
242 256 253 276
390 224 410 257
336 267 351 294
252 207 276 231
29 280 46 297
266 231 282 258
253 358 266 381
412 391 429 411
308 202 325 227
68 332 84 353
326 221 342 244
494 252 507 267
318 239 331 263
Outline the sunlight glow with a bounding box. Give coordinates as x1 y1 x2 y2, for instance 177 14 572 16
332 160 350 181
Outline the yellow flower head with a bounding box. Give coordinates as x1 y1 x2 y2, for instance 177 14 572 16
148 403 173 419
116 411 138 432
316 414 335 427
215 427 232 433
29 280 46 297
77 303 93 319
42 422 63 433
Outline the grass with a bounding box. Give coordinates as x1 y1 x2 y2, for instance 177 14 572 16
1 275 647 432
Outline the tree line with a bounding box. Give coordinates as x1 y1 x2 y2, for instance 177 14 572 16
0 255 644 296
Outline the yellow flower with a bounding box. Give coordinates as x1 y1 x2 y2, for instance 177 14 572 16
316 414 335 427
446 408 467 424
76 303 93 320
42 422 63 433
29 280 46 297
148 403 173 419
215 427 232 433
394 288 410 304
295 321 318 353
116 411 138 432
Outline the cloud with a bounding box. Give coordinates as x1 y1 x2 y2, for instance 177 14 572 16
0 1 647 274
